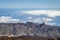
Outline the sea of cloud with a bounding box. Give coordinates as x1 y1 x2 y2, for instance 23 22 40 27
0 10 60 25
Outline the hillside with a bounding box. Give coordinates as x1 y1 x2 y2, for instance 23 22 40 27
0 22 60 40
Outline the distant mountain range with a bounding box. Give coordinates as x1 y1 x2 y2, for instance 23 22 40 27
0 22 60 38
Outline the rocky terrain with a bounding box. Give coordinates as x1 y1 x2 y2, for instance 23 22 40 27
0 22 60 40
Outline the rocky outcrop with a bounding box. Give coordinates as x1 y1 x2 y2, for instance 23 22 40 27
0 22 60 38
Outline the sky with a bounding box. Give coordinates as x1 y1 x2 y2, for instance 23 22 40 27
0 0 60 8
0 0 60 26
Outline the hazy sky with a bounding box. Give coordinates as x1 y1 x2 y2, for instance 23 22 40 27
0 0 60 8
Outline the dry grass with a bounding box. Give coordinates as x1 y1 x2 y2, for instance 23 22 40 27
0 36 59 40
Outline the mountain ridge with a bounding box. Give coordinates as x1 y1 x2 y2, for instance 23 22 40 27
0 22 60 38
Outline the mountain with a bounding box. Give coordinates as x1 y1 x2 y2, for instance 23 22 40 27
0 22 60 38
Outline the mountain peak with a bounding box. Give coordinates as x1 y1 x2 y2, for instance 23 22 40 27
40 23 45 26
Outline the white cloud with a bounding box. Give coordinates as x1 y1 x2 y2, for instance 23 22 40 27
26 17 32 20
26 17 55 25
34 18 55 25
21 10 60 17
42 17 53 23
0 16 56 25
0 16 20 23
45 22 56 25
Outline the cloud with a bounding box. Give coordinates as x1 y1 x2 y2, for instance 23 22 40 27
0 16 20 23
26 17 55 25
26 17 32 20
0 16 56 25
42 17 53 23
21 10 60 17
45 22 56 25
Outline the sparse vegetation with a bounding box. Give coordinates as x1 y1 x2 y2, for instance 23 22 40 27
0 36 59 40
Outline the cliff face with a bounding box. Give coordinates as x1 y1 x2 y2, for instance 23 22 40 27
0 22 60 37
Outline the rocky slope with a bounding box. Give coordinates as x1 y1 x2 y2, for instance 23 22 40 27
0 22 60 38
